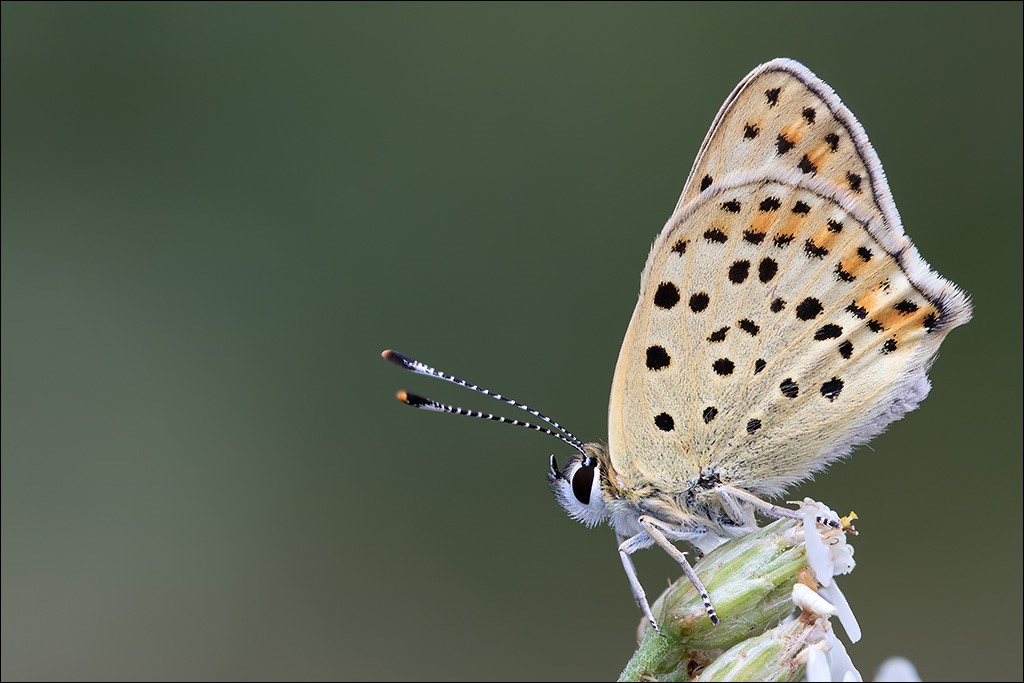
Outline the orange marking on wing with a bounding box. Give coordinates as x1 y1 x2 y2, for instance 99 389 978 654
777 209 812 239
893 314 934 346
810 226 842 252
883 302 936 341
842 252 873 278
874 306 909 330
855 290 879 313
750 212 777 236
786 211 811 239
805 143 831 172
780 121 807 145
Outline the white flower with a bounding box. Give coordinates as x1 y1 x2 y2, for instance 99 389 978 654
792 496 917 683
802 504 834 586
801 628 863 682
800 498 856 586
804 647 923 683
824 629 863 682
830 539 856 577
792 583 837 616
819 580 861 644
874 657 922 682
805 646 832 682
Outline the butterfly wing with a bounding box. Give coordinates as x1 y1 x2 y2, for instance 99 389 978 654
608 59 971 497
673 59 892 227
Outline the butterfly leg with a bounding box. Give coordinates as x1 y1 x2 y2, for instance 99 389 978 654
616 533 663 637
715 485 842 531
637 516 719 625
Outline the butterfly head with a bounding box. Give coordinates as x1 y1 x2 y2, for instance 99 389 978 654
383 349 616 528
548 443 613 528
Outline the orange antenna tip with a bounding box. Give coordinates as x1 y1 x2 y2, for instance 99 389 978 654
395 389 410 403
382 349 415 369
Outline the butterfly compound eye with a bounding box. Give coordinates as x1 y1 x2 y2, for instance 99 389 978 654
571 457 597 505
550 453 608 528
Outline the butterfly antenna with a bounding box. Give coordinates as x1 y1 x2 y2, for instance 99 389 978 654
394 390 587 456
382 349 588 454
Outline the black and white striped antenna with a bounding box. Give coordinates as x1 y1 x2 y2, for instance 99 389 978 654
382 349 587 456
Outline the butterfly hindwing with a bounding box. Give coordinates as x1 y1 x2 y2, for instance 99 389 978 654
608 60 971 497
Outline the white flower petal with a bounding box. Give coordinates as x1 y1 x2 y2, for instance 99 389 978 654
825 629 863 682
830 536 856 576
804 646 832 682
820 580 861 644
793 583 837 615
803 499 856 577
802 505 833 586
874 657 922 682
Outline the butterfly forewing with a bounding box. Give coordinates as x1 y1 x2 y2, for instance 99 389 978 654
608 59 971 498
673 61 889 228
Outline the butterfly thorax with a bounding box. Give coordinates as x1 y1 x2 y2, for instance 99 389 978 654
591 442 757 542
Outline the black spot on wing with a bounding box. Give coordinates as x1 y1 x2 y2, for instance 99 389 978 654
797 154 818 174
814 324 843 340
654 282 680 309
796 297 823 320
646 346 670 370
712 358 735 376
846 302 868 319
835 263 856 282
776 134 795 155
820 377 844 401
780 378 799 398
894 300 919 314
743 230 766 244
728 260 750 284
804 239 828 259
708 326 729 343
704 228 728 244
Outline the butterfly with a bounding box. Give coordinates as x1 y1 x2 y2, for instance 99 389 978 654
383 58 971 632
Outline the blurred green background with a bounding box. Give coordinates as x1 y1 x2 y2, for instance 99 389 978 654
3 3 1021 681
